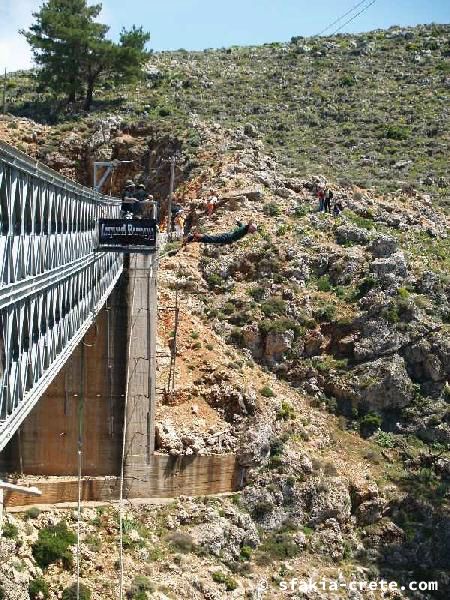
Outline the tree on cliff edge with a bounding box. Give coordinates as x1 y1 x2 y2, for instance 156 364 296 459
22 0 150 111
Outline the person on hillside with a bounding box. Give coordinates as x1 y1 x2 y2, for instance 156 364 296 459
121 180 137 215
138 194 157 219
206 190 218 216
183 221 257 245
324 189 333 213
333 198 344 217
174 210 185 237
317 187 325 212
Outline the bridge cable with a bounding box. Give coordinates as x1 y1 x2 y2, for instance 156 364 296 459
316 0 371 36
118 262 138 600
76 341 85 600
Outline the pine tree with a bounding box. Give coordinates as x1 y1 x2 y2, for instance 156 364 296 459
22 0 150 111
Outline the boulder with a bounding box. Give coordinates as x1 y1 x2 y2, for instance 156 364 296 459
238 418 273 467
353 320 406 362
354 354 414 411
305 477 351 525
264 329 294 363
335 225 372 245
370 234 398 257
355 498 387 525
370 251 408 279
241 324 263 358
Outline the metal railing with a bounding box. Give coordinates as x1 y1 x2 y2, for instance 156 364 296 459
0 141 123 450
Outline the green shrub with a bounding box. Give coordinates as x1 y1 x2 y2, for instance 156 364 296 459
340 74 356 87
223 302 235 315
359 413 382 437
29 577 50 599
25 507 41 520
263 202 281 216
375 430 396 448
383 124 410 141
62 583 91 600
269 455 283 469
314 304 336 322
240 545 252 561
261 297 286 317
0 586 4 600
248 286 266 301
212 571 238 591
206 273 224 287
276 401 296 420
257 532 300 564
356 276 377 299
294 204 310 218
126 576 155 599
2 521 18 539
260 386 275 398
252 500 273 520
259 318 301 337
32 521 76 570
317 275 332 292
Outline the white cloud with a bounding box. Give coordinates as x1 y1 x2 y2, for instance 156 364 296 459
0 0 41 72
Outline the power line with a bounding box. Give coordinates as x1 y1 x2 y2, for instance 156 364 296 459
317 0 371 36
330 0 378 36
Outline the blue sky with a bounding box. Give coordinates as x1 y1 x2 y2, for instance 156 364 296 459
1 0 449 71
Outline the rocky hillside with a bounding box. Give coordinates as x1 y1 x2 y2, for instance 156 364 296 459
0 22 449 600
1 114 449 599
6 24 450 208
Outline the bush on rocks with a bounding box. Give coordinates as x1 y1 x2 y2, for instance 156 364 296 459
32 521 76 570
126 576 155 599
29 577 50 599
62 583 91 600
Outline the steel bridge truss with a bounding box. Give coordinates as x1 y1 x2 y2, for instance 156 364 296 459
0 141 122 450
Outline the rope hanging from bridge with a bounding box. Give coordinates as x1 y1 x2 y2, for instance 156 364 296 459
118 265 138 600
76 341 86 600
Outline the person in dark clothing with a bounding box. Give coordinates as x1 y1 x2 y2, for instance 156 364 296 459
134 183 148 203
184 221 257 245
121 180 137 215
324 189 333 213
333 199 343 217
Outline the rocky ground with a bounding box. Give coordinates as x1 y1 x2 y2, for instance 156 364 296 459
1 114 448 599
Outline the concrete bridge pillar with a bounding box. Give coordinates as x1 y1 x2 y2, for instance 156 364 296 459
123 253 157 480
